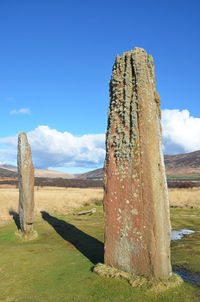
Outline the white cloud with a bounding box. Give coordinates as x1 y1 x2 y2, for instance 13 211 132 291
162 109 200 154
1 109 200 169
10 108 30 115
0 149 16 163
0 126 106 169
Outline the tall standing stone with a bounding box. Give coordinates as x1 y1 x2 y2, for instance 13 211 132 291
18 132 35 233
104 47 171 279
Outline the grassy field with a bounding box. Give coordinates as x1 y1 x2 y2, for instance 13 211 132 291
169 187 200 209
171 208 200 273
0 186 200 226
0 187 103 225
0 187 200 301
167 175 200 180
0 202 200 301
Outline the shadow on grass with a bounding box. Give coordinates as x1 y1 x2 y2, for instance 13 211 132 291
9 210 21 230
41 211 104 264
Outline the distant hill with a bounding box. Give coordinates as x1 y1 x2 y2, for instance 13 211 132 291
0 164 74 179
1 150 200 180
76 168 104 180
77 150 200 180
165 150 200 176
0 167 17 178
0 164 17 170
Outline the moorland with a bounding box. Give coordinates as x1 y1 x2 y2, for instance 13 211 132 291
0 149 200 301
0 194 200 301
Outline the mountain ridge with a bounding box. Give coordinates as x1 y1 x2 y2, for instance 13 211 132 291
1 150 200 179
0 164 74 179
78 150 200 180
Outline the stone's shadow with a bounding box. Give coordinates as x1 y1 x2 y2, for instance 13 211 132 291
9 210 21 230
40 211 104 264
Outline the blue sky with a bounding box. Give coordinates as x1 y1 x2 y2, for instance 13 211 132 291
0 0 200 173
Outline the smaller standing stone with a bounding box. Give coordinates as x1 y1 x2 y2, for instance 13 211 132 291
18 132 35 234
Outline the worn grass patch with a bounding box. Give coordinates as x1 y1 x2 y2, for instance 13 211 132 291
0 205 200 301
15 229 38 241
94 263 183 292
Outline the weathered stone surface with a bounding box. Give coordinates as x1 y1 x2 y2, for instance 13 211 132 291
104 47 171 279
18 132 34 233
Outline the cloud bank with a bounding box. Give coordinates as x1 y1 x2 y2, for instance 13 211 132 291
10 108 30 115
1 109 200 170
161 109 200 154
0 126 105 169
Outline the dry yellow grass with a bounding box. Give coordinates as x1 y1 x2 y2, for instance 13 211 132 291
1 186 199 225
168 187 200 208
0 186 103 225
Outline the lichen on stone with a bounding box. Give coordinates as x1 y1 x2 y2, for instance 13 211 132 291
104 47 172 280
105 50 141 173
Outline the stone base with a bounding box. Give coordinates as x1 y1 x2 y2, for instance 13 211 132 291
15 230 38 241
93 263 183 292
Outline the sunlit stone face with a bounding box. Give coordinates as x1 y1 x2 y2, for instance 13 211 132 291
18 132 35 233
104 47 172 279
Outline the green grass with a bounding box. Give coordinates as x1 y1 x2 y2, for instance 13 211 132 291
171 208 200 273
167 175 200 180
0 205 200 301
